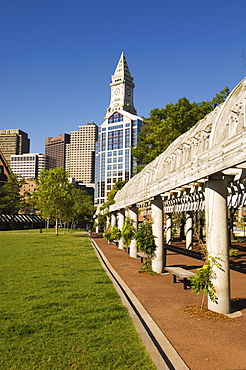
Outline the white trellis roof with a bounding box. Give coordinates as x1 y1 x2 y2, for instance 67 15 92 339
110 77 246 212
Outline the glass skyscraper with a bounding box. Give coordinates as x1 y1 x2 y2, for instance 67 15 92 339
95 53 142 205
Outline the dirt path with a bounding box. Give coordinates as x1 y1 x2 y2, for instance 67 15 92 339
92 236 246 370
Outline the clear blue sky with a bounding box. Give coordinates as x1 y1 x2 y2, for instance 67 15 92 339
1 0 246 153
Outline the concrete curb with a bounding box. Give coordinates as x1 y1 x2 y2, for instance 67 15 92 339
90 237 189 370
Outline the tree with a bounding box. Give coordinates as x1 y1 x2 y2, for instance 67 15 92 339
70 188 94 228
0 173 26 214
34 168 74 235
132 88 230 172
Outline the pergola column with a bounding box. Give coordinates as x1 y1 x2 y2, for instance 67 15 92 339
129 205 138 258
186 211 193 250
111 212 116 227
166 213 172 245
106 215 110 230
118 209 125 250
95 221 99 233
151 196 165 273
205 175 231 314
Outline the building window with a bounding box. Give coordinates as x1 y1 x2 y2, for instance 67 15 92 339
125 128 131 148
108 112 123 124
108 130 123 150
108 125 123 131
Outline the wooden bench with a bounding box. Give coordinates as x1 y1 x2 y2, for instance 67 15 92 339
137 251 148 263
165 266 195 290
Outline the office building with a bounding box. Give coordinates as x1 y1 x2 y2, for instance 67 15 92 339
45 133 70 168
95 52 142 205
0 129 30 165
66 122 98 185
11 153 56 179
0 151 11 188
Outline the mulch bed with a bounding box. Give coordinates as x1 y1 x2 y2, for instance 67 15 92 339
183 305 232 321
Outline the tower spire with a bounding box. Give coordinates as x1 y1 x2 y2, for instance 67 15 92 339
113 52 132 83
106 53 136 117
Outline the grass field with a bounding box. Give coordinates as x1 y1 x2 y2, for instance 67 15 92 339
0 229 156 369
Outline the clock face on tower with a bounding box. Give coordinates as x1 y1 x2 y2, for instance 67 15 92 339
115 88 120 95
126 88 131 96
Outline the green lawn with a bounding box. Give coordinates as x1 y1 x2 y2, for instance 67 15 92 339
0 229 156 369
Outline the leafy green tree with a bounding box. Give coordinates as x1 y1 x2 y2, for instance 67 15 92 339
0 173 26 214
21 190 36 215
210 87 230 106
34 168 74 235
133 88 230 172
70 188 94 228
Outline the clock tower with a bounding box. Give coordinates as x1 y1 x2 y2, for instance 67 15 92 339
95 53 142 205
106 52 137 117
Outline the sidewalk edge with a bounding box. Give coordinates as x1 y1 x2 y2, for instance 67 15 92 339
90 237 189 370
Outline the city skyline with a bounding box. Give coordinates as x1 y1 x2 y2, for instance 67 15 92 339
1 0 246 153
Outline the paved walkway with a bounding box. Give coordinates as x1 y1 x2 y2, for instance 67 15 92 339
91 234 246 370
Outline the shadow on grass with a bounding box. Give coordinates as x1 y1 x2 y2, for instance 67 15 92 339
72 233 88 237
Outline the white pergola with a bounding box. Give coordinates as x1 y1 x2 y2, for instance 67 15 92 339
108 77 246 315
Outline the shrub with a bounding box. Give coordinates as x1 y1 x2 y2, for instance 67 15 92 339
189 256 223 309
103 229 113 242
97 213 107 232
110 225 121 241
103 226 121 243
229 248 239 258
134 219 156 271
122 217 135 251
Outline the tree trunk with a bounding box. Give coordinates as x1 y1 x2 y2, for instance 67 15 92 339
55 219 59 236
